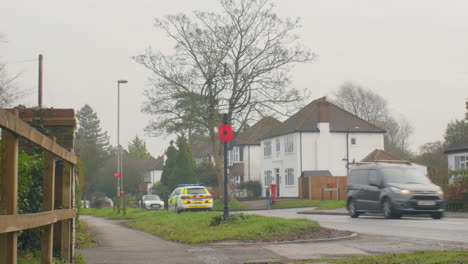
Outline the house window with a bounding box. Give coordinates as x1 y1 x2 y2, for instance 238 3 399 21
285 168 294 185
239 146 243 162
285 135 294 153
264 141 272 157
276 138 281 153
232 147 240 163
455 155 468 169
351 137 357 145
264 170 273 186
234 175 244 185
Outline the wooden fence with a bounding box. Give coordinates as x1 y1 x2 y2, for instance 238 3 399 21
299 176 347 200
0 109 77 264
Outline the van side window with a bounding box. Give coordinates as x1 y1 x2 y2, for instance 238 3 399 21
368 170 379 186
349 169 368 185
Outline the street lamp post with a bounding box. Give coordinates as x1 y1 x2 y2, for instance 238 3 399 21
117 80 128 215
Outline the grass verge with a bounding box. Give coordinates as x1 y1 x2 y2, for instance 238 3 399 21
213 199 249 211
17 251 86 264
299 250 468 264
272 200 346 210
76 217 96 248
80 207 322 244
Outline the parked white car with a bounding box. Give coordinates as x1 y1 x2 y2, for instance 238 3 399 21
140 195 165 210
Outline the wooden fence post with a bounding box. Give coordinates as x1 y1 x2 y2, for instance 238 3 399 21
0 110 19 264
60 162 72 262
41 140 56 264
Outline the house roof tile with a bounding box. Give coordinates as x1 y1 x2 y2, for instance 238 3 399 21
445 141 468 154
360 149 402 162
261 97 386 139
234 117 281 146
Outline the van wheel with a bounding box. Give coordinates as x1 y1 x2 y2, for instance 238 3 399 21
348 200 360 218
383 198 397 219
431 212 443 219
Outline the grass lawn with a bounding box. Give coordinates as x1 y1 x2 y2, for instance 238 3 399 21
213 199 249 211
272 199 346 210
299 250 468 264
80 207 321 244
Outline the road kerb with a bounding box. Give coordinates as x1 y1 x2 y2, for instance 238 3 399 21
209 233 358 247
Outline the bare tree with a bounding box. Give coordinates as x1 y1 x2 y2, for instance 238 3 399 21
0 34 22 107
333 81 389 125
134 0 314 192
333 81 414 159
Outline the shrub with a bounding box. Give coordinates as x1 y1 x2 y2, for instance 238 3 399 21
237 181 262 199
152 182 171 208
445 170 468 200
209 213 250 226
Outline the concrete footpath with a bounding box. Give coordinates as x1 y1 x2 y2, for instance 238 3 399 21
78 215 367 264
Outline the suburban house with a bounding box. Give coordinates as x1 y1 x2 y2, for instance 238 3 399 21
359 149 427 174
444 142 468 183
259 97 386 197
227 117 281 185
192 141 214 165
142 155 164 194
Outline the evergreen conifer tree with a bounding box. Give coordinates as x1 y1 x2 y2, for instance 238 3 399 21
128 135 150 159
172 137 197 185
160 141 178 190
76 104 110 199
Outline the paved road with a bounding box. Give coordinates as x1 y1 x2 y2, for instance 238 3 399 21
245 208 468 243
79 210 468 264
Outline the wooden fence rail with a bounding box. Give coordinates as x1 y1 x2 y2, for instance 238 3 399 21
0 109 77 264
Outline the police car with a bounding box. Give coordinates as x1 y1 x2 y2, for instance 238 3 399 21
168 184 213 213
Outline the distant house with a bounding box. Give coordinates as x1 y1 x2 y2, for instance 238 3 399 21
444 142 468 183
191 141 213 165
260 97 386 197
360 149 427 174
227 117 281 185
142 155 164 194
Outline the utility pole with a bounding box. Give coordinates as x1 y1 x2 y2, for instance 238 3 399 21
38 54 43 107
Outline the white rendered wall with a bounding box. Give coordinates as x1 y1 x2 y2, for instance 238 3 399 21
447 151 468 171
243 145 262 182
261 131 384 197
261 132 301 197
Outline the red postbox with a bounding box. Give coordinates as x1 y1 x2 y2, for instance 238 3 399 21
270 184 277 202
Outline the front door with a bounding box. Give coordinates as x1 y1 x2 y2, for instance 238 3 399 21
275 168 281 197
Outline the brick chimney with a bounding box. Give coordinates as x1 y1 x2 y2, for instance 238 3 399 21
318 96 329 123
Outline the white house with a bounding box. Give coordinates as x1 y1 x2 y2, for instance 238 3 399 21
444 142 468 183
259 97 385 197
143 155 164 194
227 117 281 185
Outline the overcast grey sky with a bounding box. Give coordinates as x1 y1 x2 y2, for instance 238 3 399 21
1 0 467 157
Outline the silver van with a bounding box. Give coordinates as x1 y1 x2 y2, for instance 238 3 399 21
346 162 445 219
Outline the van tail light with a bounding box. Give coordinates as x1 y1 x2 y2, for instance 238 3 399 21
181 196 190 199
